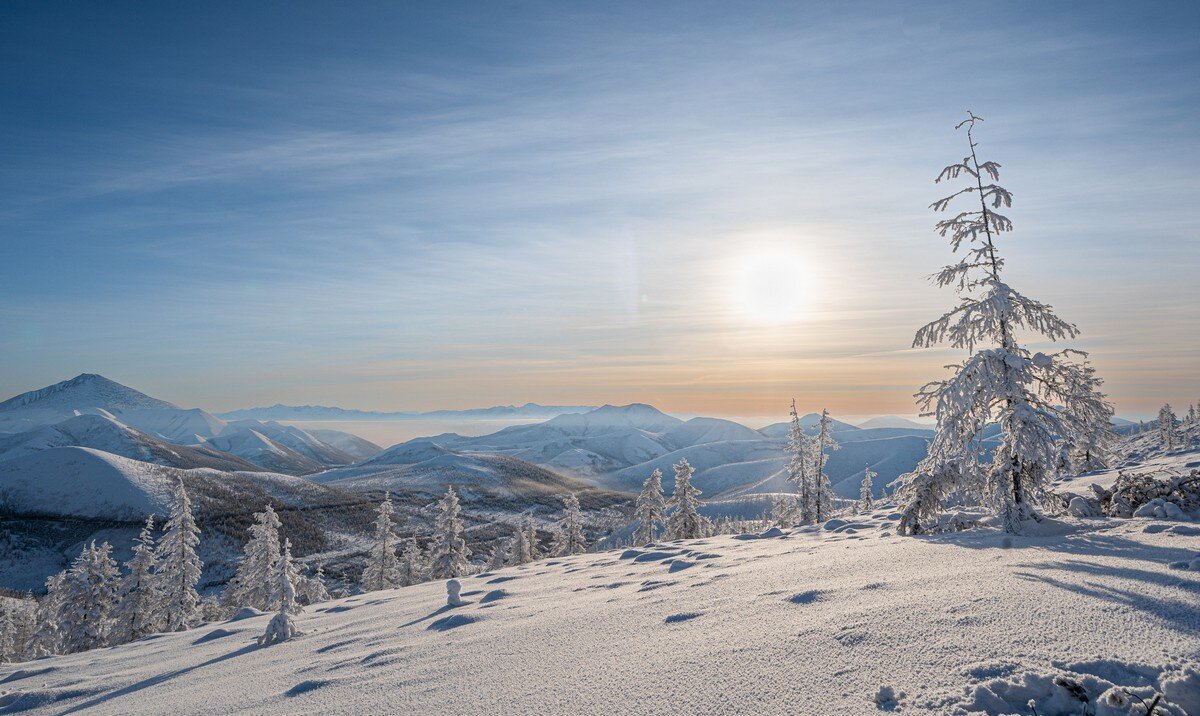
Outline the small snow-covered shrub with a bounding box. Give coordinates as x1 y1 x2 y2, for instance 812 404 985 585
1132 499 1187 521
1067 496 1101 518
1100 470 1200 519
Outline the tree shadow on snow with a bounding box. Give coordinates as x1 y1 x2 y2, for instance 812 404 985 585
55 642 261 715
928 529 1197 564
1013 565 1200 632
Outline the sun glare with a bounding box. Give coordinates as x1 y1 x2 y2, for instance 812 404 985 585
735 248 813 325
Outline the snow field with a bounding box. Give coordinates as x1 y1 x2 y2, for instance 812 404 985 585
3 511 1197 715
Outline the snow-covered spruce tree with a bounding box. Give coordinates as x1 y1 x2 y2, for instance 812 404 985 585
784 399 815 522
397 536 425 586
511 524 532 565
859 466 876 512
259 539 302 646
428 486 471 578
0 602 15 663
361 495 402 591
275 538 303 615
811 409 840 522
665 458 707 540
112 516 162 644
1064 360 1115 473
223 505 282 611
488 539 510 570
154 477 203 631
1159 404 1179 450
524 518 541 561
60 541 120 653
632 468 668 545
552 493 588 556
28 572 68 657
296 563 330 606
895 112 1114 534
14 597 37 660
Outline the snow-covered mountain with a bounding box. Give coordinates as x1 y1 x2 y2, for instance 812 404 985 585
306 429 383 461
856 415 933 429
216 402 597 422
0 413 261 472
7 510 1197 715
0 375 381 475
0 374 178 433
367 404 933 500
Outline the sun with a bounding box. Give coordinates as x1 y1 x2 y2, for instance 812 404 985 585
734 247 813 325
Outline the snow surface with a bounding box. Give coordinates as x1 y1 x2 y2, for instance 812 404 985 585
3 514 1196 715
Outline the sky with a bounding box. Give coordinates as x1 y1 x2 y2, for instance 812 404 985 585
1 1 1197 419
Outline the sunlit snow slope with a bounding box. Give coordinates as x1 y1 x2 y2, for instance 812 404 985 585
3 514 1197 715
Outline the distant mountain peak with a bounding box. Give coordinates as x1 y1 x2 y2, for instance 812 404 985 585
0 373 178 413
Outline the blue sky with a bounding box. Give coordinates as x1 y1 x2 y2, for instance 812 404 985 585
1 1 1197 417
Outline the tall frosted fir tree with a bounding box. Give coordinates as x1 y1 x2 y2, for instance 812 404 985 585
511 524 532 565
155 478 203 631
551 493 587 556
784 400 815 522
1063 360 1115 473
1159 404 1179 450
428 486 472 578
896 112 1114 534
859 466 876 513
631 468 667 545
811 409 840 522
361 494 402 591
524 518 541 561
61 541 120 653
259 539 302 647
224 505 282 610
112 516 162 644
397 536 426 586
29 572 68 657
666 458 707 540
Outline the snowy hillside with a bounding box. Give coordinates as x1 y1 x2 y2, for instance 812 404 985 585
0 414 262 472
376 404 932 500
0 375 378 476
4 513 1196 715
315 451 630 525
0 447 376 592
0 447 180 520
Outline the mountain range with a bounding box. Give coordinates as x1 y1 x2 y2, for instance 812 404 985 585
0 374 382 475
215 402 597 422
360 403 937 502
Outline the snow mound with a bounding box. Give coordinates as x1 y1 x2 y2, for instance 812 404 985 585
957 660 1200 715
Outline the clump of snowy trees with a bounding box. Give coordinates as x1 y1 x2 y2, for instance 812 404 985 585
2 478 207 661
780 402 841 525
1 473 606 664
894 113 1115 535
627 458 713 543
351 484 597 594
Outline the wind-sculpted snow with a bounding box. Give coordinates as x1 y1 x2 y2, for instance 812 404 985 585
2 515 1195 714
